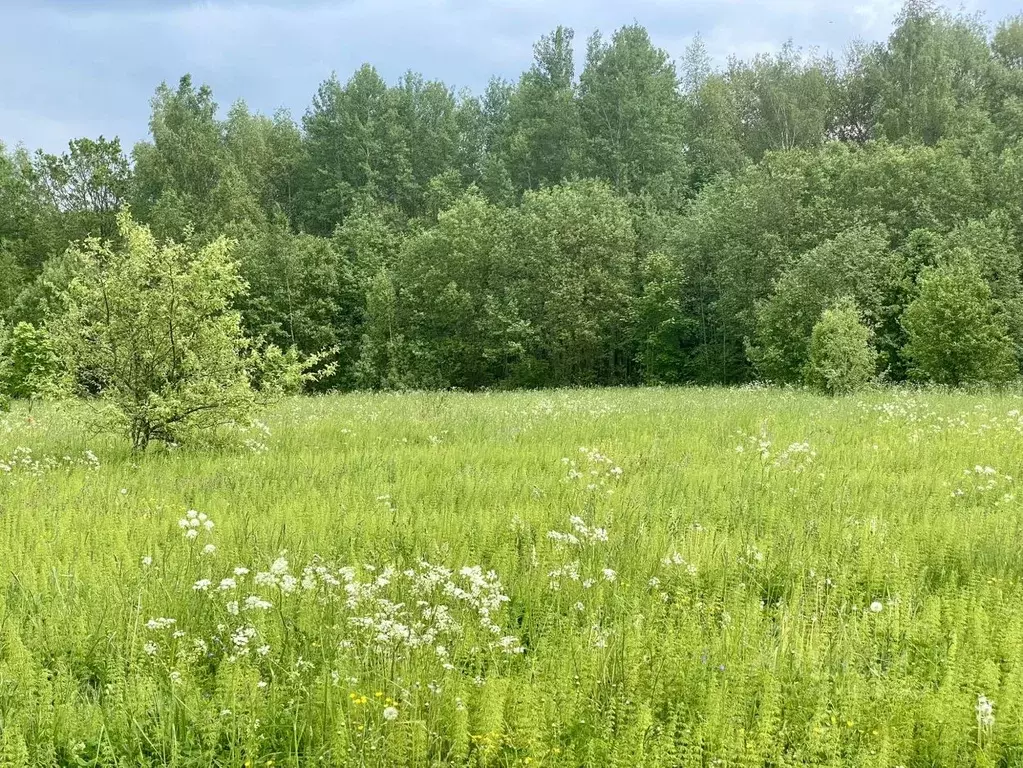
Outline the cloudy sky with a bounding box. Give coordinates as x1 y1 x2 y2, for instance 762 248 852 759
1 0 1016 154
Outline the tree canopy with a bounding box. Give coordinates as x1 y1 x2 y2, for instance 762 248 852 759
4 1 1023 395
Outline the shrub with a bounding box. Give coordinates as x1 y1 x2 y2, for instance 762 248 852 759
53 210 321 451
902 259 1017 386
0 321 59 401
804 298 877 395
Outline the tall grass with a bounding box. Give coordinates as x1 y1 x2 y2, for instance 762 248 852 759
1 387 1023 766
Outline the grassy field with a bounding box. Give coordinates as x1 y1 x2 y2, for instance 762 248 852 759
2 387 1023 767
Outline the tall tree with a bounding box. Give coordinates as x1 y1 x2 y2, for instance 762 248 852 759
876 1 991 145
33 136 131 243
579 25 686 199
494 27 583 194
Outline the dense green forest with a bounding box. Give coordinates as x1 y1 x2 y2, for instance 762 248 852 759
3 0 1023 392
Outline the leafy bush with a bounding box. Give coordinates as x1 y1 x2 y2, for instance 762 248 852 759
804 298 877 395
0 321 59 401
52 210 320 450
902 259 1018 386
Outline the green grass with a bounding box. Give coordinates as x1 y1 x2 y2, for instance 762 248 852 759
2 387 1023 766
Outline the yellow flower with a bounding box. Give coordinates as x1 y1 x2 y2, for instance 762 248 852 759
375 691 383 698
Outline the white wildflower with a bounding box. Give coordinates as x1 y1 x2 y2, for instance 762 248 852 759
977 695 995 727
382 706 399 721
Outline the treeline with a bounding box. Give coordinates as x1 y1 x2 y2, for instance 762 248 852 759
3 0 1023 392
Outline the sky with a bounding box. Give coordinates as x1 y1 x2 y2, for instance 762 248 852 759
0 0 1018 154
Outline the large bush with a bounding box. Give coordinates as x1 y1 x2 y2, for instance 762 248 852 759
53 211 309 450
902 259 1018 386
804 298 877 395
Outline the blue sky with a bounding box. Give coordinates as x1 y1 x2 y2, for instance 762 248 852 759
1 0 1018 154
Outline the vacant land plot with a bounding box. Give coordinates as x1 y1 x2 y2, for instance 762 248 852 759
1 388 1022 766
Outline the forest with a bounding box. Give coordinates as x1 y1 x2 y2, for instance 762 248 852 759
3 0 1023 393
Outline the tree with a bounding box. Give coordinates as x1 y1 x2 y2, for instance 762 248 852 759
634 251 693 383
493 27 584 194
236 217 359 389
32 136 131 243
804 298 877 394
510 181 638 385
726 42 839 159
876 1 991 145
53 210 268 450
902 259 1017 385
392 191 521 388
579 25 686 198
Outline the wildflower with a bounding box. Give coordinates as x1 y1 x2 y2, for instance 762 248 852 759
184 529 199 540
141 556 153 567
243 595 273 611
193 579 211 591
169 670 181 685
226 601 239 615
234 567 250 576
256 644 270 656
143 641 158 656
202 544 217 556
382 706 399 721
218 578 237 591
602 568 617 582
869 601 883 613
146 617 176 631
119 488 128 495
977 695 995 727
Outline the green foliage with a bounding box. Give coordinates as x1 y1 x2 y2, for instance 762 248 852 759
236 216 359 389
52 211 265 450
750 226 906 382
804 298 877 394
902 258 1018 385
0 321 59 401
8 8 1023 392
579 25 686 198
634 251 692 383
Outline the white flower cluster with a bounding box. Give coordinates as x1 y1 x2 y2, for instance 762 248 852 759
547 516 618 594
734 429 773 461
547 515 609 546
661 552 698 577
977 694 995 727
953 465 1014 505
771 441 817 472
178 509 215 541
0 446 102 477
561 447 623 492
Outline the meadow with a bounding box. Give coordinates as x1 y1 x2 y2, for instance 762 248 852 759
2 386 1023 767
